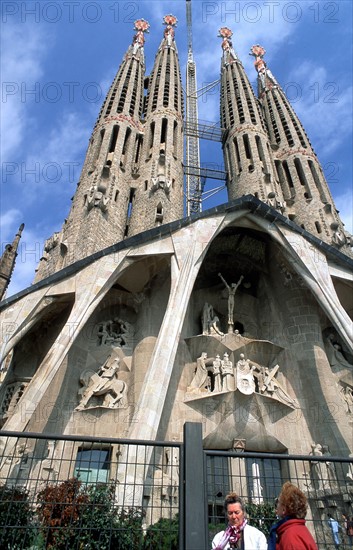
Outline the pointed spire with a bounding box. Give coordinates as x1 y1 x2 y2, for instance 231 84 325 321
249 44 279 95
0 223 24 300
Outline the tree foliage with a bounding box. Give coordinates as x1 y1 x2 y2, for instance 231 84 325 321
36 479 145 549
143 515 179 549
0 484 34 549
245 501 277 537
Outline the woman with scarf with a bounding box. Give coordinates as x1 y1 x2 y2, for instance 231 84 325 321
268 482 318 550
212 493 267 549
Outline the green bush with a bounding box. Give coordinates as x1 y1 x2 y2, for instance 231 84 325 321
0 484 34 549
245 501 277 537
143 515 179 549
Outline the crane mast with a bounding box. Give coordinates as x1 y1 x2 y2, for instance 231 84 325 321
185 0 202 215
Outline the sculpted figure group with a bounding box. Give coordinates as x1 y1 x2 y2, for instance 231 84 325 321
187 351 298 407
97 318 134 348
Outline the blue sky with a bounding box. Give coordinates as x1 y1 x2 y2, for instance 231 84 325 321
1 0 352 297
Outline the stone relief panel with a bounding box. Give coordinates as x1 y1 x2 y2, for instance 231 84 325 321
185 338 298 410
97 318 134 353
76 353 127 411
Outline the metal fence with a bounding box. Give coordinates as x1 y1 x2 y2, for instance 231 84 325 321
0 430 182 549
205 449 353 549
0 424 352 549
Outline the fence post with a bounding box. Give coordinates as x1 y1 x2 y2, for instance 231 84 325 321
183 422 208 549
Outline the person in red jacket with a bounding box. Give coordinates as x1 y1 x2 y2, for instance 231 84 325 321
268 482 318 550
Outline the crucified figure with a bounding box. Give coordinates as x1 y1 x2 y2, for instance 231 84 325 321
218 273 244 324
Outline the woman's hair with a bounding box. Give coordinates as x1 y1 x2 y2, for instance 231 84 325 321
224 492 245 513
279 482 308 519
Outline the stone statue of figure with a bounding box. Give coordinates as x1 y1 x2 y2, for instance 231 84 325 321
340 385 353 414
209 314 224 336
202 302 214 335
218 273 244 325
325 333 353 370
76 355 126 410
322 445 338 488
188 352 210 392
201 303 224 336
310 443 330 490
212 355 222 393
221 353 235 391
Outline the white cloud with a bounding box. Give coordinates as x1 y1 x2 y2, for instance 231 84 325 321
287 61 353 157
22 112 90 202
1 22 51 161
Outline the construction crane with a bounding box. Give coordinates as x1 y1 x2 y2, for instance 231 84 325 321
185 0 203 215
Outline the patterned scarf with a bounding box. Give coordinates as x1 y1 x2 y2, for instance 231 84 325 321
215 518 247 549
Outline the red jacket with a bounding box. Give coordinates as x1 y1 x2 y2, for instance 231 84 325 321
276 518 318 550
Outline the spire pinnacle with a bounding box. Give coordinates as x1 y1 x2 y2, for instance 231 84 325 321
163 14 177 45
249 44 279 93
130 18 150 57
0 223 25 300
218 27 238 62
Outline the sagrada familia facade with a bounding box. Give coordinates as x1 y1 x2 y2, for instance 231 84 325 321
0 15 352 485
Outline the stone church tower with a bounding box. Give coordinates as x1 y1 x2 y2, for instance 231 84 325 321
0 17 352 520
33 16 184 282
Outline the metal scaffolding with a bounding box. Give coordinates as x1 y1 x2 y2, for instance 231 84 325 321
185 0 202 215
185 1 227 215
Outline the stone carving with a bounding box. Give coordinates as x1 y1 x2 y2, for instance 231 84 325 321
340 385 353 414
254 365 299 408
322 445 338 488
87 184 109 212
76 355 126 410
325 333 353 370
235 353 256 395
151 153 171 195
331 222 346 248
310 443 333 491
185 349 298 407
212 355 223 393
97 318 134 348
201 303 224 336
218 273 244 326
187 352 210 393
44 232 60 252
265 192 285 213
221 353 235 391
